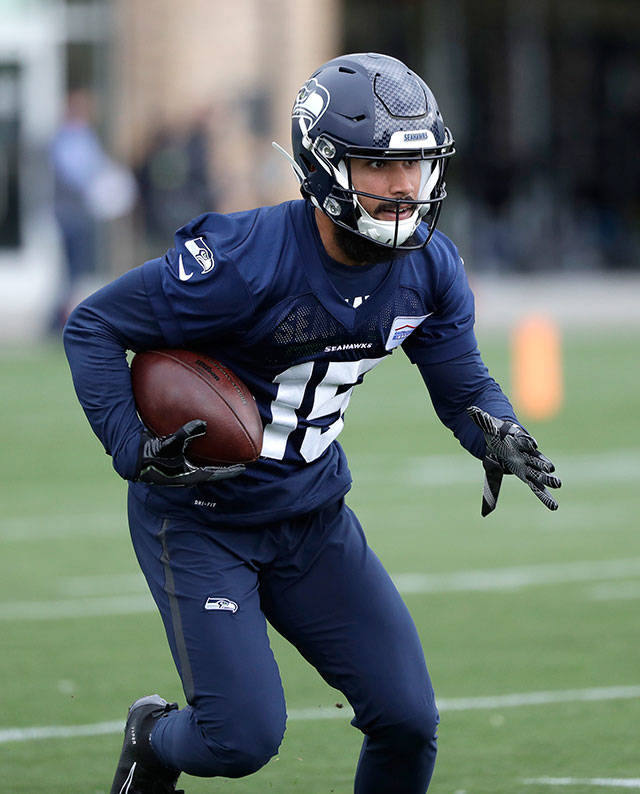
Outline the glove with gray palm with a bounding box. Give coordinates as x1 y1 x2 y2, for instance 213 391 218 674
467 406 561 516
136 419 245 486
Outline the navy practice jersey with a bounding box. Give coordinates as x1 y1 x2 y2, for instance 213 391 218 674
64 199 517 525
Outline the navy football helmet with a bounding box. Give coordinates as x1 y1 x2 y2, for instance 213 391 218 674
275 52 454 249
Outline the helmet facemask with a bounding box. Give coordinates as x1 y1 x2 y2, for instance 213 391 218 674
343 146 451 248
292 121 454 251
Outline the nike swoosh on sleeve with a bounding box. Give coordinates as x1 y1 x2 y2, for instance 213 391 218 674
178 254 193 281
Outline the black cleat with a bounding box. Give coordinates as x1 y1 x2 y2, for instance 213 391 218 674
110 694 184 794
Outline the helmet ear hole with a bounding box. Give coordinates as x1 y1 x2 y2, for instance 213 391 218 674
300 153 316 173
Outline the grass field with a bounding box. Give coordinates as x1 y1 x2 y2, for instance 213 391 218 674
1 329 639 793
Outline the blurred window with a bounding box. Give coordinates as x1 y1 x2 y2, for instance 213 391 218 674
0 62 21 248
343 0 640 271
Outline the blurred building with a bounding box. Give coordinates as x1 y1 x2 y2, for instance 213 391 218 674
344 0 640 272
115 0 339 222
1 0 638 340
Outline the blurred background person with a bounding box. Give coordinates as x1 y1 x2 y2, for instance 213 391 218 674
50 88 137 330
137 107 218 255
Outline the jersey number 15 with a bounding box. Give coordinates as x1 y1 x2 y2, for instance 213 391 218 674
261 358 384 462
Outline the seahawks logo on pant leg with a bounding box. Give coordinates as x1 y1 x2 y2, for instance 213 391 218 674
204 597 238 613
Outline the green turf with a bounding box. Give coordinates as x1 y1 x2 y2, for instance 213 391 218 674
1 330 639 793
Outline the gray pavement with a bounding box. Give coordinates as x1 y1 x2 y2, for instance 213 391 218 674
472 273 640 331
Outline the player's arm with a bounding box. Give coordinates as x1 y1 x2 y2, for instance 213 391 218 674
403 240 560 514
63 264 241 485
403 244 516 459
414 347 516 459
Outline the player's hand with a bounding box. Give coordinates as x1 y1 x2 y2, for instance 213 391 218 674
466 406 561 516
136 419 245 486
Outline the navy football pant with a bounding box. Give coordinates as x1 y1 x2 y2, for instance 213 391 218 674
128 491 439 793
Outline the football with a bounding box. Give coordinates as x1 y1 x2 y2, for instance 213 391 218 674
130 349 263 466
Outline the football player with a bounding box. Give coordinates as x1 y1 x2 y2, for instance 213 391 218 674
64 53 560 794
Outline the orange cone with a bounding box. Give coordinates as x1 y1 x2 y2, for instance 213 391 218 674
511 315 563 421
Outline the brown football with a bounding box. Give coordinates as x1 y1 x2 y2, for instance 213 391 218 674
130 349 263 466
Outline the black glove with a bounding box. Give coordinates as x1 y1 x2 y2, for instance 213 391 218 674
136 419 245 486
467 406 561 516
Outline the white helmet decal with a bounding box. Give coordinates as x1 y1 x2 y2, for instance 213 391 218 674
292 78 330 132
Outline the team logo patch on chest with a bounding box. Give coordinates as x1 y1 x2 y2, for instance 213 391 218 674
385 314 431 350
185 237 215 273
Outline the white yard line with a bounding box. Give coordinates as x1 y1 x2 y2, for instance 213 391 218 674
0 513 123 541
1 684 639 745
524 778 640 789
586 581 640 601
0 595 155 620
0 721 124 744
2 557 640 621
393 558 640 595
437 685 640 711
2 449 639 543
400 449 640 487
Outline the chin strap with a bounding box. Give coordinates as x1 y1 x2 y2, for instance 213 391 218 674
354 199 420 246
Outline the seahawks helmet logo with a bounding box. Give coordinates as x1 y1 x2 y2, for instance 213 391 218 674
292 78 330 131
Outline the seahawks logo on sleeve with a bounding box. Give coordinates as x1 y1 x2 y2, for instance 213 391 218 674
178 237 215 281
